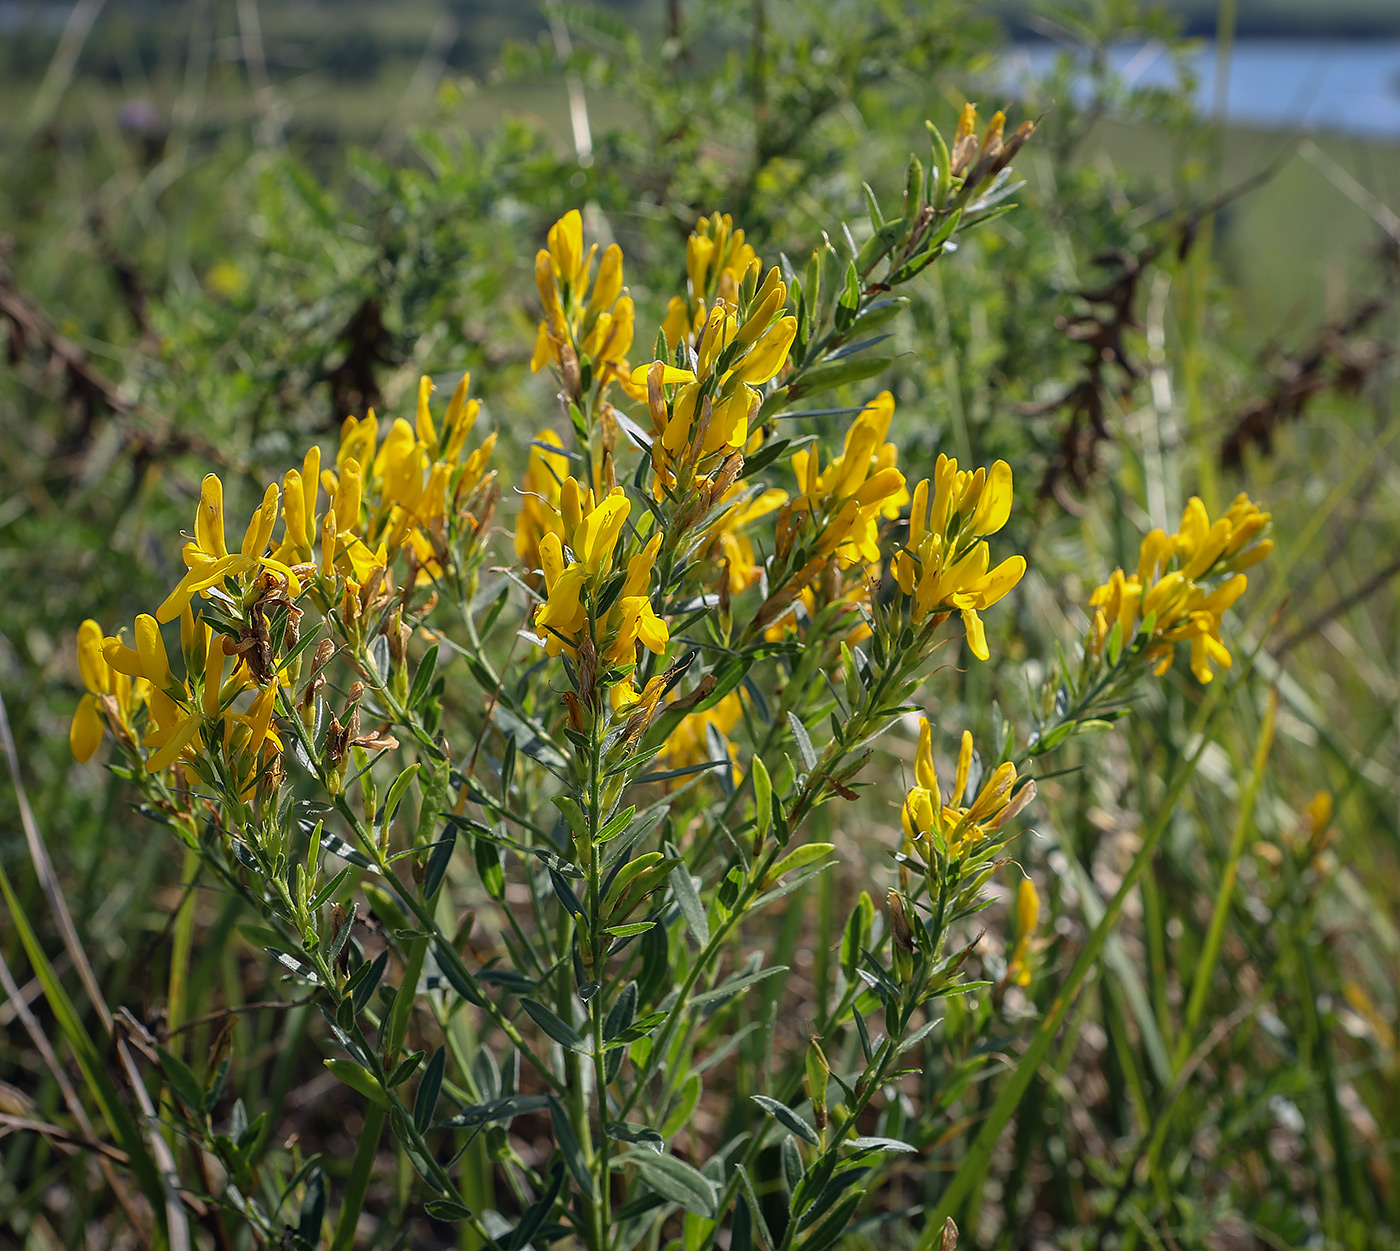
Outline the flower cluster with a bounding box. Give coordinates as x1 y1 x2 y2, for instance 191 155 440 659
90 608 281 784
635 265 796 497
708 485 790 595
901 718 1037 863
891 453 1026 661
661 213 761 351
531 210 636 401
753 393 910 641
72 375 495 771
948 103 1035 191
531 478 669 669
787 391 910 568
70 620 148 762
325 374 497 582
1089 493 1271 683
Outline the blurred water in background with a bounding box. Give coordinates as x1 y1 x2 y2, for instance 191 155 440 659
1007 39 1400 138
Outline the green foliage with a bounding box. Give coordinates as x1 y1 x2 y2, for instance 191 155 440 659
3 3 1400 1251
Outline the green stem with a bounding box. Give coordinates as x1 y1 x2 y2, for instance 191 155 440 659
331 1104 386 1251
914 663 1246 1241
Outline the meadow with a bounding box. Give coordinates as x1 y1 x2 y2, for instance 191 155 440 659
2 2 1400 1250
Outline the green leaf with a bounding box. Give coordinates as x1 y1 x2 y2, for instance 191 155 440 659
424 1198 474 1222
834 260 861 331
841 892 873 979
474 829 505 900
791 355 894 400
623 1151 719 1219
732 1195 754 1251
751 756 772 843
765 843 835 885
735 1165 775 1250
799 1190 862 1251
407 644 440 710
897 1017 942 1053
422 829 456 900
387 1050 424 1088
156 1046 204 1112
414 1046 446 1133
382 764 421 831
390 1105 451 1194
522 998 589 1053
604 921 656 938
753 1095 820 1146
606 1121 665 1153
310 866 352 911
597 804 637 844
691 965 788 1007
297 1167 327 1246
548 1095 598 1201
849 1136 916 1153
604 982 637 1041
552 794 589 843
668 849 709 947
441 1094 551 1128
788 712 818 773
350 950 389 1015
502 1161 566 1250
326 1059 387 1110
1106 618 1124 667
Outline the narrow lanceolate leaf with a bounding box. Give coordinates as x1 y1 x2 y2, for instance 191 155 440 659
751 755 773 841
325 1059 388 1110
764 843 835 887
522 998 589 1052
622 1151 719 1218
382 763 421 828
668 847 709 946
390 1105 451 1194
753 1094 820 1145
548 1095 598 1201
414 1047 446 1133
849 1136 916 1154
799 1190 863 1251
606 1121 665 1153
424 1198 473 1222
788 712 819 773
691 964 788 1008
421 829 456 900
502 1161 566 1251
440 1094 551 1128
736 1165 776 1250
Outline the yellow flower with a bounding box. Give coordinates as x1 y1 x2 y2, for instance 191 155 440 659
531 211 635 398
532 480 670 667
790 390 910 569
100 610 280 781
666 691 743 771
1005 876 1040 987
710 486 789 594
1088 492 1270 683
317 374 495 583
70 619 149 762
156 475 288 624
516 430 571 574
663 213 762 351
632 252 795 498
891 453 1025 661
901 719 1036 861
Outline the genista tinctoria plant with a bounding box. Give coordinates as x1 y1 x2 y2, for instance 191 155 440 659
71 107 1271 1251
